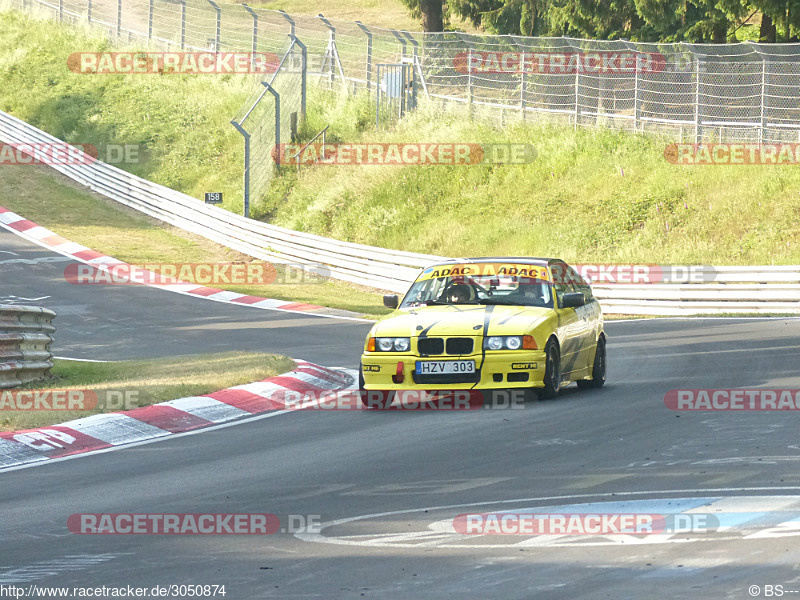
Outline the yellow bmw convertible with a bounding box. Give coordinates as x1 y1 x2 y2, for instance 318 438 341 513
359 258 605 408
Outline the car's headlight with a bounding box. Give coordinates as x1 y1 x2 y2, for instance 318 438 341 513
486 336 504 350
483 335 537 350
370 337 411 352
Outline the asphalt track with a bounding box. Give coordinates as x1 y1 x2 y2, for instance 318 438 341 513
3 226 800 599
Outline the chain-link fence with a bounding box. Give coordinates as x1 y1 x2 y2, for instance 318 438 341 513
16 0 800 144
230 37 306 217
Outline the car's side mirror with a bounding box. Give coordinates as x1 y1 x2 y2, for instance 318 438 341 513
560 292 585 308
383 294 399 309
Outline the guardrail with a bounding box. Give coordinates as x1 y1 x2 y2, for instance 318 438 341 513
1 110 800 314
0 305 56 389
0 110 442 293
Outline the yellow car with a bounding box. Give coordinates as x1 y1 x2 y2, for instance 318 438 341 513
359 257 605 408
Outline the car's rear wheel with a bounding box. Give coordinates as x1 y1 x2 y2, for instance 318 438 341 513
539 339 561 399
358 367 394 409
577 335 606 390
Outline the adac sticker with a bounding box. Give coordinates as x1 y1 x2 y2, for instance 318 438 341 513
416 264 550 282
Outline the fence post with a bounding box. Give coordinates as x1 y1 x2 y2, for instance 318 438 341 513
262 82 281 177
574 53 580 129
87 0 92 24
694 58 701 144
292 35 308 118
633 55 640 132
320 13 336 86
58 0 63 21
206 0 221 52
278 9 295 36
520 50 526 120
467 46 473 120
116 0 122 39
148 0 153 39
243 4 257 54
180 0 186 49
403 31 427 97
230 120 250 218
391 29 407 61
355 21 372 92
760 58 767 144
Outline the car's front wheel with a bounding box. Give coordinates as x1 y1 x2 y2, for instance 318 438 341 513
539 339 561 399
577 335 606 390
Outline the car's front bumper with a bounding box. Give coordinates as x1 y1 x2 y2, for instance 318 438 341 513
360 351 548 390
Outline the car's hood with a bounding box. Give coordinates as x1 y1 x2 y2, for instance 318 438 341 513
374 304 551 338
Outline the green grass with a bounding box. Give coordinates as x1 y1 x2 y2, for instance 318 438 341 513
266 96 800 265
1 352 295 431
3 7 800 282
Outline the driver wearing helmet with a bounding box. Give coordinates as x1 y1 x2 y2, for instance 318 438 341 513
445 283 474 304
514 280 547 306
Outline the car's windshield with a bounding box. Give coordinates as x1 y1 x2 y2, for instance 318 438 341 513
401 266 554 309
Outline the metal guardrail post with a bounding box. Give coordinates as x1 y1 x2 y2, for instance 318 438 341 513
87 0 92 24
59 0 63 22
116 0 122 39
148 0 153 40
206 0 221 52
230 120 251 218
355 21 372 92
243 4 258 54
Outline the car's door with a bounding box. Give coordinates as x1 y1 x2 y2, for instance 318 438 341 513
550 262 588 379
564 265 601 377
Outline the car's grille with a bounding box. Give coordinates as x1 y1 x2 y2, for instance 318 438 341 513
417 337 444 356
446 337 473 355
417 337 475 356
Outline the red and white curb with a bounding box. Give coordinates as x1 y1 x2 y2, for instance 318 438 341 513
0 206 367 322
0 360 357 471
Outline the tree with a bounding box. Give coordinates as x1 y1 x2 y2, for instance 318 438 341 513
400 0 445 31
447 0 551 35
546 0 642 38
750 0 800 41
